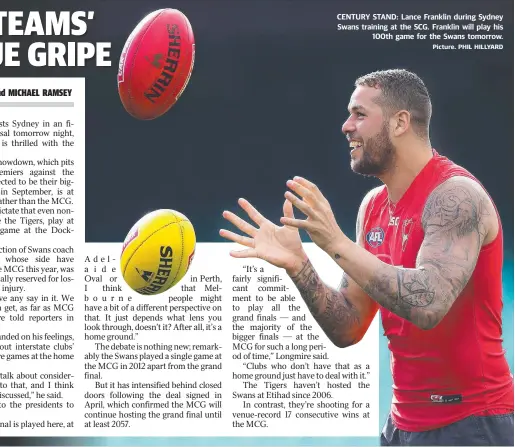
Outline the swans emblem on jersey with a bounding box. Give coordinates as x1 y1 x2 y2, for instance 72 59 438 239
402 218 414 252
366 227 385 248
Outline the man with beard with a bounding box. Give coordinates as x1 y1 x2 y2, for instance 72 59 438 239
220 69 514 446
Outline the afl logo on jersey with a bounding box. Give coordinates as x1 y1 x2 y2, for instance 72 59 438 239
366 227 385 248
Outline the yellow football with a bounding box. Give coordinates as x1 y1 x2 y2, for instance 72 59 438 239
120 209 196 295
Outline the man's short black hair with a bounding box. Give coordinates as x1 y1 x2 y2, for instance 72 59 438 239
355 69 432 138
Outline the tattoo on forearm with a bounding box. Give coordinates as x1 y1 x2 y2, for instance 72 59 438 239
338 274 349 289
363 180 490 329
363 270 441 330
291 260 359 346
397 270 435 307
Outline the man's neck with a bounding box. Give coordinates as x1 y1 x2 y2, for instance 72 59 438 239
379 144 434 204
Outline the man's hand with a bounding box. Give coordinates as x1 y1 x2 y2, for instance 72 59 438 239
280 176 346 253
221 187 382 347
220 198 308 275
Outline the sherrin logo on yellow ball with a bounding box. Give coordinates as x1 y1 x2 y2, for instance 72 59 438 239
120 209 196 295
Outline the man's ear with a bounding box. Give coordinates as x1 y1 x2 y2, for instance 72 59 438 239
391 110 411 137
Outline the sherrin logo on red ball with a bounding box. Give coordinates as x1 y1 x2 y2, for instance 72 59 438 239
118 9 195 120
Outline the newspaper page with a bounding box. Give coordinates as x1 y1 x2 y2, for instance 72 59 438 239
0 1 513 446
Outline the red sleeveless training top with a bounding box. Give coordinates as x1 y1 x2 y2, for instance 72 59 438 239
362 150 514 432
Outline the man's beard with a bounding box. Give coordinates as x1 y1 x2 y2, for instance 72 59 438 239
350 122 396 176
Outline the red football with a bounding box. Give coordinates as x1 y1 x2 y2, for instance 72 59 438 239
117 9 195 120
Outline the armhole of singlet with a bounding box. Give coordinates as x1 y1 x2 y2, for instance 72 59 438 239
360 185 385 241
479 203 502 252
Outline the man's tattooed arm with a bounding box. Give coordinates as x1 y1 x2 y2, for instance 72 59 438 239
330 177 494 330
290 262 361 347
288 188 381 347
